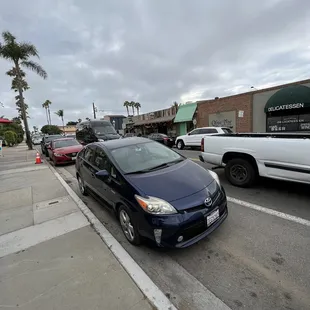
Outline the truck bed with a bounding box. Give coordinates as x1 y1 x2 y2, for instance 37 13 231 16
211 132 310 139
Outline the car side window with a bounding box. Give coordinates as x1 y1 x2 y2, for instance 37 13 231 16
190 129 200 135
84 146 95 162
200 128 218 134
94 148 109 170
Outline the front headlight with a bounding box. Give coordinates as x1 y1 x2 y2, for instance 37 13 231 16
54 153 63 157
135 195 178 215
98 138 104 142
208 170 220 187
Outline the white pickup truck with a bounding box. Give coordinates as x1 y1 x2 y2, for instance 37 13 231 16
199 133 310 187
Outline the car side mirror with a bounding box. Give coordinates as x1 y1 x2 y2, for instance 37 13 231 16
187 132 191 135
95 169 110 180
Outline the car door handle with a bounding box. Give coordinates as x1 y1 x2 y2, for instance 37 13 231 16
91 173 95 178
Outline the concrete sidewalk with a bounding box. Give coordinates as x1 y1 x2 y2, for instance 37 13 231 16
0 144 173 309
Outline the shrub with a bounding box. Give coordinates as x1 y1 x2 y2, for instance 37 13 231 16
4 131 16 146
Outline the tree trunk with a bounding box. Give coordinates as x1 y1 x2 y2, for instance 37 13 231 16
48 106 51 125
132 106 134 116
62 117 65 134
137 108 139 115
15 63 32 150
45 108 49 124
126 106 129 116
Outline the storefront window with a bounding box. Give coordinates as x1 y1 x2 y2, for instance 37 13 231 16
267 113 310 132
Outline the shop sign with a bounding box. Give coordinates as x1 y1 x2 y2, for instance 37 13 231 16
268 103 304 112
211 119 233 127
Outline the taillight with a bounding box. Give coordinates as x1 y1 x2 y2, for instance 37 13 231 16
200 138 204 152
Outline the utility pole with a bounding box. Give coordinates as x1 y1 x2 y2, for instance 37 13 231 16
92 102 97 119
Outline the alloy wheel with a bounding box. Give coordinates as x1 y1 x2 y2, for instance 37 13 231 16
119 210 135 242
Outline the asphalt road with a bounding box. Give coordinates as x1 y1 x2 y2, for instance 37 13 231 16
52 148 310 310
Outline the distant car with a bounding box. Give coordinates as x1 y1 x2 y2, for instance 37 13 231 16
47 138 83 166
176 127 233 150
124 133 136 138
0 136 6 146
75 137 228 248
147 133 174 148
32 135 43 145
76 119 120 145
41 135 64 156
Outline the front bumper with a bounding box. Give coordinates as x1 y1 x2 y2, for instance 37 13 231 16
139 188 228 248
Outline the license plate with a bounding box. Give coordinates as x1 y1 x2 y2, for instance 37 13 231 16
72 156 76 160
206 209 219 226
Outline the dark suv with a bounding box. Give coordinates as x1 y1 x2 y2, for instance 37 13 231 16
76 120 120 145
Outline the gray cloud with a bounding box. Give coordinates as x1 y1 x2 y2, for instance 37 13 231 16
0 0 310 129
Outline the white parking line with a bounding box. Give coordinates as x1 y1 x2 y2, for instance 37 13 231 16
227 197 310 227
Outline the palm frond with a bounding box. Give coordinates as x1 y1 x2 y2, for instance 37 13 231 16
19 42 39 59
21 60 47 79
2 31 16 44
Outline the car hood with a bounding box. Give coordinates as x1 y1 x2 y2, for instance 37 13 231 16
54 145 83 154
125 159 214 203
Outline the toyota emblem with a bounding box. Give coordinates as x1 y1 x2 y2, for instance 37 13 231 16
204 197 212 207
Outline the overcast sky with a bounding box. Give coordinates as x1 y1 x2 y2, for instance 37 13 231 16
0 0 310 129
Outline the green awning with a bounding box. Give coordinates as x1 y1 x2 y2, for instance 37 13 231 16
174 102 197 123
264 85 310 113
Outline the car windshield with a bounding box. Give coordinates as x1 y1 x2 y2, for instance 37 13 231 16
54 139 79 149
111 141 184 174
92 122 117 135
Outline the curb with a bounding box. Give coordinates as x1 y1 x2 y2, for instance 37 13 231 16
47 163 177 310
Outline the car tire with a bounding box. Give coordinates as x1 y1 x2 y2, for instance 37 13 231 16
77 174 88 196
176 140 184 150
118 205 141 245
225 158 257 188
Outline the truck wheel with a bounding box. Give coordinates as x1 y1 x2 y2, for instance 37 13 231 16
177 140 184 150
225 158 256 187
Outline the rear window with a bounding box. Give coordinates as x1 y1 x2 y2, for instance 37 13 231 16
222 128 233 134
45 135 63 142
92 121 117 135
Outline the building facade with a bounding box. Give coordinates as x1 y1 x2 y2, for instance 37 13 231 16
126 106 178 137
173 102 198 136
57 125 76 134
197 78 310 133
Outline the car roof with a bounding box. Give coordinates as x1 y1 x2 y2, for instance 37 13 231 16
94 137 151 150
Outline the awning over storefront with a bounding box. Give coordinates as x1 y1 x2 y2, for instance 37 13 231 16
134 115 175 126
264 85 310 113
173 102 197 123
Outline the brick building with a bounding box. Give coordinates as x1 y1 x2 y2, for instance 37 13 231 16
197 78 310 133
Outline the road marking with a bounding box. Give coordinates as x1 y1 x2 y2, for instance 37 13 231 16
227 197 310 227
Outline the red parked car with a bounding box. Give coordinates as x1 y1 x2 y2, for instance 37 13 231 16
47 138 83 166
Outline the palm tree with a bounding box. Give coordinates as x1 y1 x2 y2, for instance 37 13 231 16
134 102 141 115
0 31 47 150
130 101 135 116
123 101 130 116
78 118 82 123
42 100 52 125
55 109 64 133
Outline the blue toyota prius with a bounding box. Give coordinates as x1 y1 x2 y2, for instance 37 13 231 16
75 137 228 248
